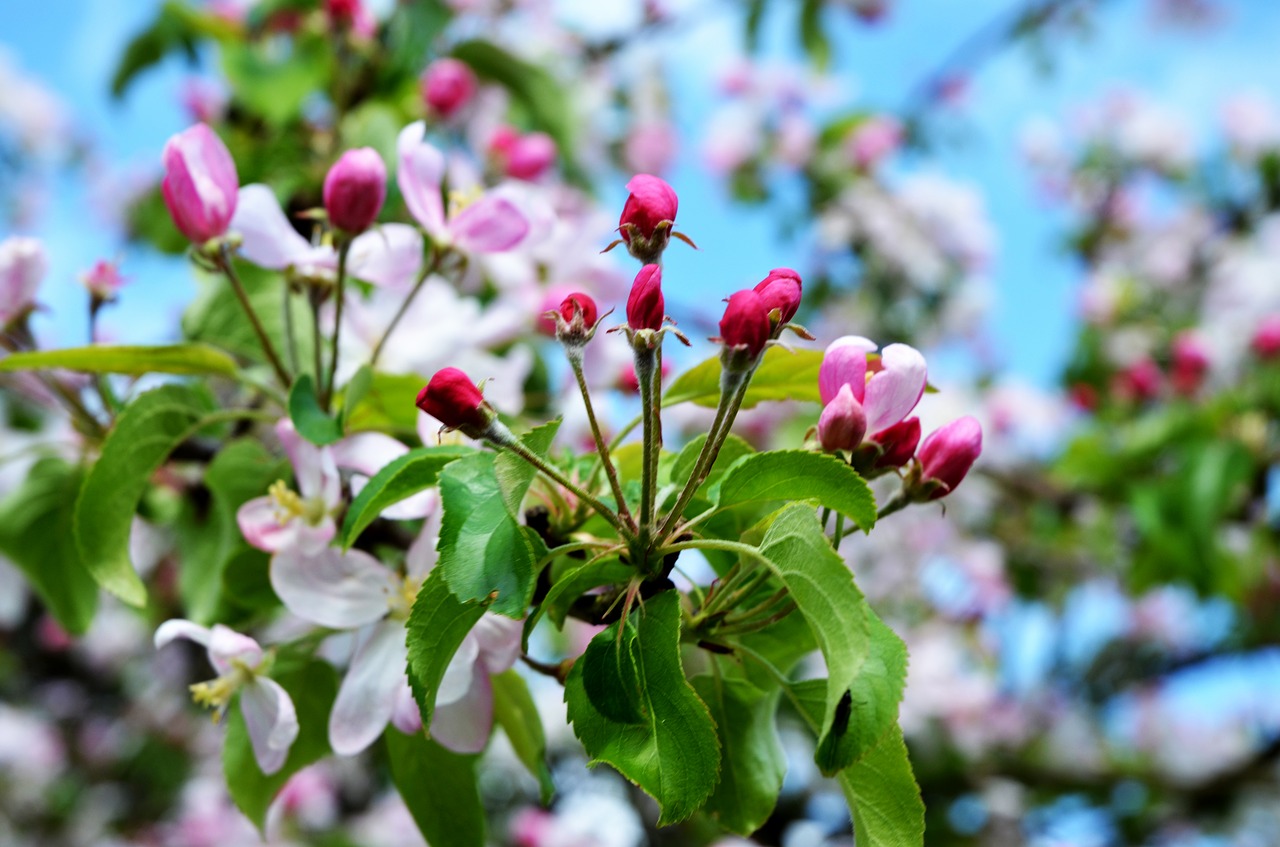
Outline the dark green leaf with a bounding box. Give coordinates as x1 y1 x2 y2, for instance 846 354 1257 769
386 730 485 847
340 445 475 549
668 433 755 505
0 458 98 634
581 617 647 724
75 384 210 606
718 451 876 532
799 0 831 69
565 591 720 825
111 1 199 98
0 343 239 377
405 569 486 727
492 669 555 804
224 660 338 832
664 348 824 409
288 374 343 446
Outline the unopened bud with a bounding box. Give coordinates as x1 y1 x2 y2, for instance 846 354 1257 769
915 416 982 500
618 174 678 265
868 416 920 468
626 264 665 331
818 384 867 452
552 292 600 347
323 148 387 234
718 289 771 364
421 58 477 120
752 267 802 327
416 367 495 439
1252 315 1280 360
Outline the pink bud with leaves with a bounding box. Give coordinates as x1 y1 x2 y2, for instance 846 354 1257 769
1252 315 1280 359
818 384 868 452
421 58 477 119
917 416 983 499
753 267 802 325
416 368 490 435
627 264 665 331
619 174 678 264
719 290 771 358
161 123 239 244
323 148 386 234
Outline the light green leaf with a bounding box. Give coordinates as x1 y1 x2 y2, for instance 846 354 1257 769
0 458 98 635
221 35 332 127
492 669 555 804
405 569 486 727
343 372 423 434
224 659 338 832
565 591 720 825
718 451 876 532
668 433 755 504
75 384 210 606
757 504 870 775
340 445 475 549
664 347 823 409
0 343 239 377
692 670 785 836
340 364 373 428
288 373 342 446
386 730 486 847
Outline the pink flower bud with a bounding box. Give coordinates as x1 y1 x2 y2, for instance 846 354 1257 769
1252 315 1280 359
559 293 598 329
752 267 802 324
161 123 239 244
627 264 664 331
1170 331 1210 396
323 147 386 234
1115 358 1162 403
504 132 557 181
421 58 477 119
0 236 47 326
719 289 771 357
917 416 983 499
818 384 867 452
620 174 678 243
416 368 490 434
869 416 920 468
847 116 902 169
80 259 125 301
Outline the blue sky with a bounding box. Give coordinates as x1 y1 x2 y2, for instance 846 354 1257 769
6 0 1280 386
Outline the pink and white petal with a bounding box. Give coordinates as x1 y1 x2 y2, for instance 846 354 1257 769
397 122 448 239
449 195 529 254
404 501 443 582
241 676 300 775
331 431 409 478
863 343 928 434
293 517 337 557
207 624 265 673
270 547 399 629
154 618 211 650
472 614 523 675
429 669 493 755
236 496 291 553
348 225 424 290
390 680 423 735
347 475 435 521
435 637 480 706
231 184 313 270
275 419 323 500
329 620 407 756
819 336 877 406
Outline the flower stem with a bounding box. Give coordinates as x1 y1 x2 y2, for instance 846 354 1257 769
497 435 632 538
568 350 633 529
878 490 910 519
216 244 291 389
369 247 445 368
323 239 352 411
635 344 660 565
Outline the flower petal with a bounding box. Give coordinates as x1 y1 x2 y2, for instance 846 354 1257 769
270 547 398 629
207 623 264 673
329 620 407 756
435 636 480 706
241 676 299 775
236 495 291 553
276 419 341 507
472 614 523 675
397 121 448 239
154 618 211 650
429 669 493 755
863 343 927 434
334 432 436 520
347 224 424 290
449 195 529 254
230 184 313 270
819 336 877 405
390 681 423 735
404 501 443 581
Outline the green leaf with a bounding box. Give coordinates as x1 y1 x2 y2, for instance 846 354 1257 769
111 1 199 98
565 591 720 825
0 458 98 635
0 343 239 378
386 730 486 847
757 504 870 775
343 372 423 434
224 659 338 832
438 423 558 617
664 348 824 409
75 384 209 606
288 374 343 446
691 670 785 836
221 35 333 126
799 0 832 69
340 364 374 429
668 433 756 503
340 445 475 549
581 617 647 724
718 451 876 532
405 568 486 728
492 669 555 804
815 610 908 769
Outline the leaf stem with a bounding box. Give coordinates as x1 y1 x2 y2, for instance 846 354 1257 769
369 247 445 368
323 239 352 411
498 436 631 538
568 349 633 529
216 244 291 389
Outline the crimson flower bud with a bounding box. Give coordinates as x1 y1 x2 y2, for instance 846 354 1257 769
559 293 599 329
916 416 982 499
416 367 491 435
323 147 387 234
627 264 664 331
719 290 771 358
421 58 477 119
619 174 678 264
869 416 920 469
161 123 239 245
753 267 802 325
504 132 557 181
1251 315 1280 360
1170 332 1210 396
818 384 867 452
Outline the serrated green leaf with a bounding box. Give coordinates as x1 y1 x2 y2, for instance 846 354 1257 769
406 569 486 727
492 669 555 804
664 348 824 409
0 458 98 635
494 419 561 513
0 343 239 377
565 592 720 825
75 384 210 606
718 451 876 531
582 617 647 724
341 445 475 549
692 669 785 836
223 660 338 832
386 730 485 847
757 504 870 774
287 373 342 446
668 433 756 504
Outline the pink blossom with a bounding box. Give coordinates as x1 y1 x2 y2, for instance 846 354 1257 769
0 236 47 326
161 123 239 244
847 116 903 170
323 147 387 233
1252 315 1280 359
624 122 678 176
818 383 868 452
79 259 125 301
819 336 928 435
917 417 983 499
502 132 557 181
421 58 478 120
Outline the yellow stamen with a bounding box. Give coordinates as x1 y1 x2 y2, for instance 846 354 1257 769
447 187 484 219
388 576 421 621
269 479 329 525
188 660 254 724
